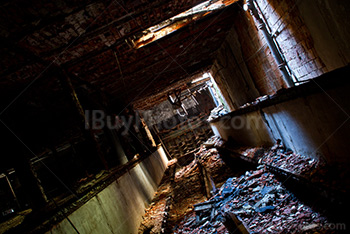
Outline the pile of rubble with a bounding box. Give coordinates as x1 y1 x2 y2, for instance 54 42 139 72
140 139 241 233
260 141 318 176
236 140 319 177
224 139 349 196
140 137 339 234
175 159 198 180
260 150 318 176
175 144 232 184
138 173 173 234
174 165 329 233
167 158 208 232
203 135 225 148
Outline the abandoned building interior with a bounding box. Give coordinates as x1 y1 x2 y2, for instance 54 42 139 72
0 0 349 233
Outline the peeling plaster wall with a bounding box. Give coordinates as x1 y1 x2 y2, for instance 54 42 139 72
46 147 168 234
210 71 350 163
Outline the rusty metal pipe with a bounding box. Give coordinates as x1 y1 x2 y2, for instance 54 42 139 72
246 0 294 87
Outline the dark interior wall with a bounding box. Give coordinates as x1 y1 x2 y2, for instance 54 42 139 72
296 0 350 71
210 1 350 163
210 67 350 163
46 148 168 234
211 27 260 110
0 74 134 210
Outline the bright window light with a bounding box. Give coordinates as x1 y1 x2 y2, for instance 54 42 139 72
192 73 210 83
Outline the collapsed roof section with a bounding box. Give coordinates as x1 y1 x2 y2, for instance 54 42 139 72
132 0 238 48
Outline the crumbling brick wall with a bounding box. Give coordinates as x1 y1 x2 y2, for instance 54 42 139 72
232 4 286 95
255 0 326 82
212 0 350 108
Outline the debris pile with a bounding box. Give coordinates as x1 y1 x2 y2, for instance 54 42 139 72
174 165 329 233
203 135 225 148
140 137 339 234
175 159 198 179
223 139 347 196
139 198 167 233
167 159 207 232
257 141 349 194
232 140 319 177
175 144 231 183
260 150 318 176
239 147 266 160
140 139 241 233
138 173 173 234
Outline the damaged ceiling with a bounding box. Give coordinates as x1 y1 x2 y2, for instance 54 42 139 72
0 0 239 109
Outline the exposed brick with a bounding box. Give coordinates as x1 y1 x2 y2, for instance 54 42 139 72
287 59 297 69
307 61 318 72
315 70 323 76
220 0 328 94
269 10 281 27
310 71 318 78
277 29 290 42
